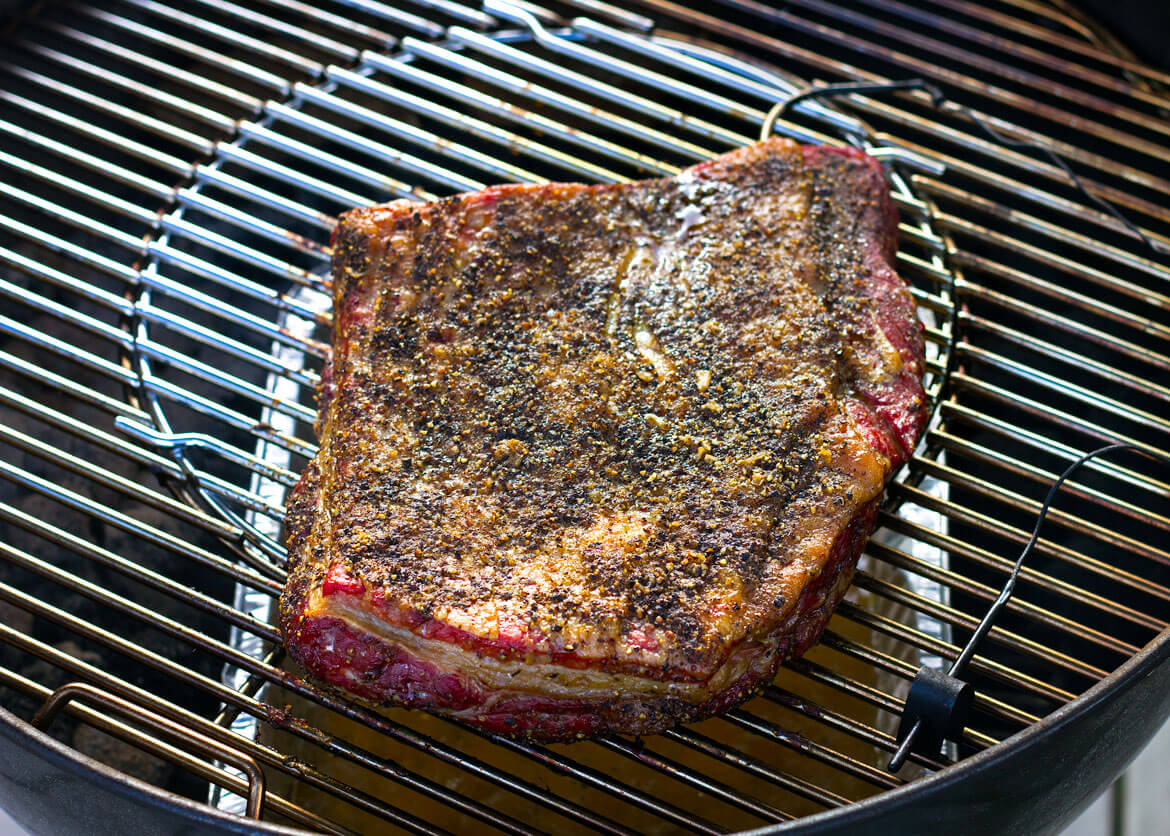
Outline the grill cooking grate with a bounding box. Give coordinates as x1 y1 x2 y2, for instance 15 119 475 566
0 0 1168 833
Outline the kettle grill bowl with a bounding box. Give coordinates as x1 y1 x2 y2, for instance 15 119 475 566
1 0 1169 833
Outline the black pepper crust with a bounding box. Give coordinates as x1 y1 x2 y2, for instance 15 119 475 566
284 138 924 682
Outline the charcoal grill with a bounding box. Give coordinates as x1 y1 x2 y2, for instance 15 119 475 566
0 0 1168 833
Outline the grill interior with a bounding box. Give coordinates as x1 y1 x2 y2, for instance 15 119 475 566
1 0 1168 833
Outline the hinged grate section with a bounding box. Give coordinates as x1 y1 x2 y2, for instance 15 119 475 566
0 0 1168 833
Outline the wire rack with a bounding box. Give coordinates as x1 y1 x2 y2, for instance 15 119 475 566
0 0 1168 833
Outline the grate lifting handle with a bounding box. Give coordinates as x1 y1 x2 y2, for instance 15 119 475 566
761 78 1160 256
32 681 268 819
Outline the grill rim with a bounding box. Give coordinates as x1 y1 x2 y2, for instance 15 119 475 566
3 625 1167 836
0 704 306 836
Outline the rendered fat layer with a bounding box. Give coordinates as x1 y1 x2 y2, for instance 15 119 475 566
307 591 770 703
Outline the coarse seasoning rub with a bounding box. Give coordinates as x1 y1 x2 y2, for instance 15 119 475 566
281 137 927 740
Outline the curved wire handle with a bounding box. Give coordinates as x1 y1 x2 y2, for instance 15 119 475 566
760 79 944 141
760 79 1159 255
34 681 268 818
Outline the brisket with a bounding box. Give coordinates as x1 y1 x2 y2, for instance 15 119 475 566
281 138 927 740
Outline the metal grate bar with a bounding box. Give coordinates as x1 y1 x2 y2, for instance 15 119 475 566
940 402 1170 496
0 221 137 299
138 342 318 426
0 350 144 422
38 22 266 114
881 504 1163 634
135 376 317 459
836 605 1075 704
477 733 724 835
72 5 292 95
707 0 1170 165
115 421 300 493
0 634 449 836
162 213 325 285
446 26 755 148
763 684 949 770
577 21 848 129
0 458 281 594
225 0 420 45
347 56 675 176
325 64 627 181
141 310 320 390
0 424 243 540
0 246 132 318
213 141 388 210
842 0 1170 106
267 98 508 188
774 0 1170 136
864 538 1137 657
328 0 488 30
594 736 793 824
0 667 356 835
0 120 173 206
0 319 137 387
236 120 437 200
908 166 1170 254
664 726 853 808
723 709 902 791
925 182 1170 281
403 36 717 159
0 182 148 255
15 42 238 133
140 270 328 358
150 246 326 323
0 505 271 641
191 167 337 230
117 0 324 78
0 572 660 834
298 76 618 182
491 4 781 126
921 0 1170 85
0 586 552 836
958 346 1170 439
932 431 1170 535
861 111 1170 219
0 385 180 479
788 659 906 725
951 253 1170 346
956 280 1170 380
783 656 994 751
850 571 1110 681
174 189 332 268
887 480 1169 607
1 63 216 154
166 0 362 64
950 373 1170 464
1 2 1167 831
625 0 1170 203
0 89 193 179
0 279 130 352
816 630 1040 728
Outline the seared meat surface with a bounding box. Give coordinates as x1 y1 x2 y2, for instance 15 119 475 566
282 138 927 740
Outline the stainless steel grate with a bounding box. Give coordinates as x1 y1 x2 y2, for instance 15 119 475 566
0 0 1167 833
